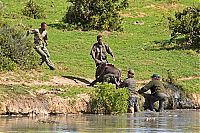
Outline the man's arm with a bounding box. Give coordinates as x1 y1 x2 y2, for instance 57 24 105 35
44 32 48 45
119 79 128 88
138 81 153 94
105 44 115 61
26 29 37 36
90 46 101 64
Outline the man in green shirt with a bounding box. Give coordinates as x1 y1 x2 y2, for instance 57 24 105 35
138 74 168 112
120 69 140 113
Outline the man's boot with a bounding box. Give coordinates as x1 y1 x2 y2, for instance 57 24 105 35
158 101 165 112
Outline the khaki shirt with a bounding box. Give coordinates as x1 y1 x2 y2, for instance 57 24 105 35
32 28 48 45
120 78 137 96
90 43 113 63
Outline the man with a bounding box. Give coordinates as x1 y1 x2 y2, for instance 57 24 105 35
28 22 55 70
138 74 168 112
120 69 140 113
90 35 115 67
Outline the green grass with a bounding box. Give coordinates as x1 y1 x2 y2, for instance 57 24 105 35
0 84 93 100
1 0 200 93
177 79 200 93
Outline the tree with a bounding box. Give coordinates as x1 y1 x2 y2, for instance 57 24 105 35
22 0 46 19
168 6 200 48
63 0 129 31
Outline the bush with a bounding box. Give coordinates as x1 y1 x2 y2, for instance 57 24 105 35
63 0 129 31
0 25 39 71
22 0 46 19
91 83 129 114
168 6 200 48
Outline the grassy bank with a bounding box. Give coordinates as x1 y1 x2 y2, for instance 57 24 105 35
0 0 199 93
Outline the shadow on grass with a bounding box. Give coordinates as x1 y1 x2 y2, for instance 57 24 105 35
150 38 199 51
62 76 91 84
48 23 67 30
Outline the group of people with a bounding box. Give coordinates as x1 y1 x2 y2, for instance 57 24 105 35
29 22 168 113
90 35 168 113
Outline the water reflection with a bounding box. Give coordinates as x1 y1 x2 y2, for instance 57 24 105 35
0 110 199 133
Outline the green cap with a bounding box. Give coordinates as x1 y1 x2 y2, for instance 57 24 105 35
151 73 160 78
128 69 135 74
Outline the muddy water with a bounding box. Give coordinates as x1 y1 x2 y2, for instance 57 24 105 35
0 110 199 133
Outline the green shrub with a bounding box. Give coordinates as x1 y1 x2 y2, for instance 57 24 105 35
22 0 46 19
91 83 129 114
0 54 16 71
63 0 129 31
0 25 38 70
168 6 200 48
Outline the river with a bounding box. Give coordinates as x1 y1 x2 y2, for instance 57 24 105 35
0 110 199 133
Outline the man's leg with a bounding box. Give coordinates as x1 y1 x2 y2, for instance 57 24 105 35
128 96 135 113
42 45 50 57
134 96 140 112
153 93 168 112
39 45 50 65
35 46 55 70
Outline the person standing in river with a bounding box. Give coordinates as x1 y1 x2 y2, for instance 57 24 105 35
27 22 55 70
120 69 140 113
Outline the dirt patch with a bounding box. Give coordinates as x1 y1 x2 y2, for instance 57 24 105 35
0 72 199 87
0 75 92 87
121 12 147 18
145 3 181 11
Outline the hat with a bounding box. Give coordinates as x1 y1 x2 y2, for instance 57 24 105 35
128 69 135 74
151 74 160 78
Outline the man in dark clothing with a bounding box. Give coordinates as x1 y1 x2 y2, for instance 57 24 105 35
120 69 140 113
90 35 115 67
138 74 168 112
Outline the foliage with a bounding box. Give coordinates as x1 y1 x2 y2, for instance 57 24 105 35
162 70 177 84
0 25 39 71
63 0 129 31
168 6 200 48
91 83 129 114
22 0 46 19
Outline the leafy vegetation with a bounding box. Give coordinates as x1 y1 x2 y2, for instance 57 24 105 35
63 0 128 31
168 5 200 49
22 0 46 19
0 25 39 70
91 83 129 114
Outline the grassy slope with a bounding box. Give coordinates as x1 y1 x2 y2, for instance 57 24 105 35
1 0 200 93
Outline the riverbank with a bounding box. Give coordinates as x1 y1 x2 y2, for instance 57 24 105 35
0 79 199 116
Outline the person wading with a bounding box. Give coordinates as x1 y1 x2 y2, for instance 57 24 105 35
138 74 168 112
120 69 140 113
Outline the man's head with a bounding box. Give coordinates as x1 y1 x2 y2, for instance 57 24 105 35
127 69 134 78
151 73 160 80
41 22 47 30
97 35 103 45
